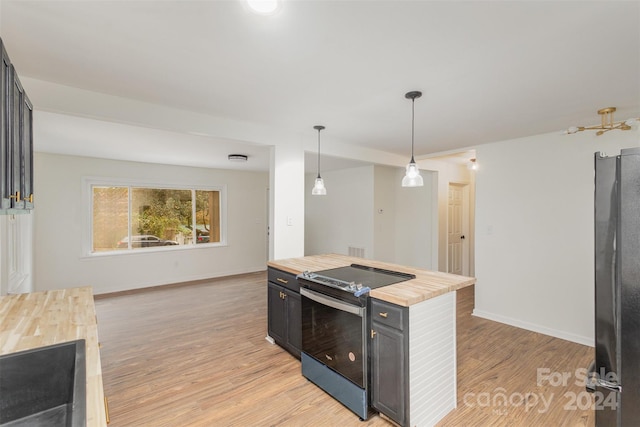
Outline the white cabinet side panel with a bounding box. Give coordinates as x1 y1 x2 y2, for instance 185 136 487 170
409 292 456 426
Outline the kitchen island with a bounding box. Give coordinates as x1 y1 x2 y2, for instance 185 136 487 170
267 254 476 427
268 253 476 306
0 287 108 426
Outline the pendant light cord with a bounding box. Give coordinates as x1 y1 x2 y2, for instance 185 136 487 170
410 97 416 163
317 128 321 179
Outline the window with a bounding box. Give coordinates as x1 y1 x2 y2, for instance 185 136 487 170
90 182 224 253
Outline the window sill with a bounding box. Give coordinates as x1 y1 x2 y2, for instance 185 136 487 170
81 241 228 259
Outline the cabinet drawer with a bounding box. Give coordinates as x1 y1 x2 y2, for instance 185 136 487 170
371 299 405 331
268 267 299 293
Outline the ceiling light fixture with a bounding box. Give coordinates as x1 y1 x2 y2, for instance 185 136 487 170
228 154 248 162
245 0 281 15
564 107 639 136
311 125 327 196
467 158 478 171
402 91 424 187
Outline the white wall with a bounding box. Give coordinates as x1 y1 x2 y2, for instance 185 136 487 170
393 168 437 270
34 152 269 294
305 164 437 270
304 166 375 257
373 165 396 262
270 139 306 260
473 128 640 345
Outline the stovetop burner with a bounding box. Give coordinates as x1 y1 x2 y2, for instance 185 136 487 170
298 264 415 297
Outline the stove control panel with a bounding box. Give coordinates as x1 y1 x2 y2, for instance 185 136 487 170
299 270 371 296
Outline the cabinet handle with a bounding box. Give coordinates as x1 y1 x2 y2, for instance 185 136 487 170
104 396 110 424
371 329 377 339
24 193 33 203
9 191 20 200
378 312 388 318
276 278 289 284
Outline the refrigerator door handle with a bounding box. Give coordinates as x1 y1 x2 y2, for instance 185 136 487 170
587 375 622 393
596 379 622 393
586 361 597 393
586 362 622 393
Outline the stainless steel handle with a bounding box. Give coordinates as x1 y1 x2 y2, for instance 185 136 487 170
586 365 622 393
593 378 622 393
300 288 364 317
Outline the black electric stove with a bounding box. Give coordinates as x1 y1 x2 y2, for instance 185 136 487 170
296 263 415 420
298 264 416 304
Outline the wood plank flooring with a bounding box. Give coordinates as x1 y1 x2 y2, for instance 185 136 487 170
94 272 595 426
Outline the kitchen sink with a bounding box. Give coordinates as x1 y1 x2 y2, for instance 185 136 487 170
0 339 86 427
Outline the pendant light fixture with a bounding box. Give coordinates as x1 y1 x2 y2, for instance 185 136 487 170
312 125 327 196
402 91 424 187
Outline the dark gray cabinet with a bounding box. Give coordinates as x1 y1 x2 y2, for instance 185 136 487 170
370 298 409 426
0 37 34 213
285 290 301 354
267 267 301 359
1 41 12 210
371 293 458 426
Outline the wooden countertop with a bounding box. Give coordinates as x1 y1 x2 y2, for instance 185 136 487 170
268 254 476 307
0 287 107 426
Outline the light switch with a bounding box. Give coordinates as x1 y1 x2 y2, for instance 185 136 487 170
287 216 293 226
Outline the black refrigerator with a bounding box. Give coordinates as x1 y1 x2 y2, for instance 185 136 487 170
588 147 640 426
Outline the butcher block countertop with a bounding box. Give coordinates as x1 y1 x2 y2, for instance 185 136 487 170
268 254 476 307
0 286 108 426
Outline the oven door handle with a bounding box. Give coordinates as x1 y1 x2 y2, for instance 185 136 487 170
300 288 365 317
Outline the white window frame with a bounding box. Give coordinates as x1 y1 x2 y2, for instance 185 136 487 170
82 176 227 257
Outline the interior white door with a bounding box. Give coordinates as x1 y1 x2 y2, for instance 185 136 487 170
447 184 464 275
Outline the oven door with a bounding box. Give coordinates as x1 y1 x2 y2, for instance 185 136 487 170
300 287 367 388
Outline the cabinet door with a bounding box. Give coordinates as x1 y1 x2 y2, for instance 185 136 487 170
285 290 301 358
20 92 33 209
371 321 406 426
0 42 10 209
10 66 24 210
267 282 286 345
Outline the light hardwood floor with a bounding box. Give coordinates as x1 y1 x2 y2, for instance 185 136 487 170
94 272 595 426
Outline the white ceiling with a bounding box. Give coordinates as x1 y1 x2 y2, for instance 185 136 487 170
1 0 639 172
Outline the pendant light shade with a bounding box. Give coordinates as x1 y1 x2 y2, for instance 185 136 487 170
402 91 424 187
312 125 327 196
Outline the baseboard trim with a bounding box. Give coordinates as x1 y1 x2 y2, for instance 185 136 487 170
94 267 267 298
472 309 594 347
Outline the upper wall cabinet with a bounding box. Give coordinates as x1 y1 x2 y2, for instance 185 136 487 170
1 38 34 214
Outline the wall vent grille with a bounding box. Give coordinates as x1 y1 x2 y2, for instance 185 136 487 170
348 246 365 258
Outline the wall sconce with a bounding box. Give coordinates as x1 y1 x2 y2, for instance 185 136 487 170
467 158 478 171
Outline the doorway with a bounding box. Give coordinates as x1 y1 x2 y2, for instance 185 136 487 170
447 182 472 277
